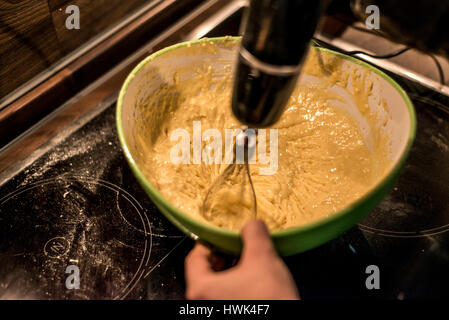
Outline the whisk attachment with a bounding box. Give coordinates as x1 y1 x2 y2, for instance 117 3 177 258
201 127 258 226
237 127 257 217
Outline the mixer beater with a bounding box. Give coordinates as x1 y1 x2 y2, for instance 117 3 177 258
201 127 258 223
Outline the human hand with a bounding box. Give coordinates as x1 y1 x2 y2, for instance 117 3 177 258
184 219 300 300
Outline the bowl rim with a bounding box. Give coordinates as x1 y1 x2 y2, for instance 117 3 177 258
116 36 417 240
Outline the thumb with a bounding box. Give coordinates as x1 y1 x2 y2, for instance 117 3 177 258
240 219 277 262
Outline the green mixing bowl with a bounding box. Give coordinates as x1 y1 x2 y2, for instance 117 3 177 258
116 36 416 256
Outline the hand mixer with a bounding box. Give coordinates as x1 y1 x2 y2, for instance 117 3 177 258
201 0 324 220
202 0 449 220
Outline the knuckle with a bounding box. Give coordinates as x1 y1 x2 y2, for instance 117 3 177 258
186 280 207 300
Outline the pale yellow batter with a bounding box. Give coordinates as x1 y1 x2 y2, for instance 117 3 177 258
135 47 390 231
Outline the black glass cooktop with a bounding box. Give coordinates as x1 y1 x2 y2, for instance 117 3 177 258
1 59 449 300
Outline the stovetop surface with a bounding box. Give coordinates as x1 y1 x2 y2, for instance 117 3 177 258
1 53 449 300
